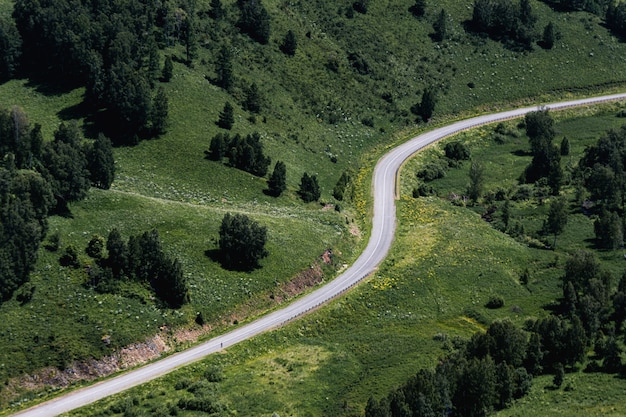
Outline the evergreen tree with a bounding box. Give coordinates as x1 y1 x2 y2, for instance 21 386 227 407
41 122 90 209
106 228 128 277
333 171 351 201
244 82 262 113
299 172 321 203
467 161 485 202
181 5 198 64
87 133 115 189
209 0 225 19
162 55 174 82
218 102 235 130
414 88 437 122
216 45 234 91
410 0 427 18
432 9 449 42
267 160 287 197
0 17 22 81
542 21 556 49
545 197 568 249
218 213 268 270
560 136 570 156
151 87 169 135
208 133 228 161
280 30 297 56
86 235 105 259
237 0 271 44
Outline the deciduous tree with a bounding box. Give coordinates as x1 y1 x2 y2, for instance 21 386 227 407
218 213 268 270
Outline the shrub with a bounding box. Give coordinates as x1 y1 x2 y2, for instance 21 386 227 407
486 295 505 309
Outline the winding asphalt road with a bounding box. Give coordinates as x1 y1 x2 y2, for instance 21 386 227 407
12 92 626 417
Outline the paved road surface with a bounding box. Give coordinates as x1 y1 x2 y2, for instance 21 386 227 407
12 92 626 417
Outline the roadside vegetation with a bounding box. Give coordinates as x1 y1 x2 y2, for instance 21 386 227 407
3 0 626 415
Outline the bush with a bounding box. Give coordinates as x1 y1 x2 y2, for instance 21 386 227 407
486 295 505 309
417 160 447 182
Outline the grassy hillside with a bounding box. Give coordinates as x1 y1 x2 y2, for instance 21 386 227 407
2 0 626 413
63 104 626 417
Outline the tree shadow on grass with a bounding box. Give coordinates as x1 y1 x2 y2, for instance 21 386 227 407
204 249 260 272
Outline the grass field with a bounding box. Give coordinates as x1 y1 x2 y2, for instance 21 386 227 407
3 0 626 413
59 103 626 417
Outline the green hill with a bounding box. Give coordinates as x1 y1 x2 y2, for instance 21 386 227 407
2 0 626 413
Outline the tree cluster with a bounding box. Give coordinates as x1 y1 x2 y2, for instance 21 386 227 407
541 0 607 15
237 0 271 44
90 228 189 308
369 244 626 417
577 123 626 248
607 2 626 38
207 132 271 177
218 213 268 271
0 107 114 302
12 0 174 142
521 109 562 195
470 0 537 50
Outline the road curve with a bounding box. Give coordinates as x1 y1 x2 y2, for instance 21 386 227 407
12 92 626 417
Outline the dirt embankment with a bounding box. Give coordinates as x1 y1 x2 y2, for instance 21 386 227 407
2 251 337 407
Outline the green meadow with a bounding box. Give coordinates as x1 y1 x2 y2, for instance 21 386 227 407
2 0 626 414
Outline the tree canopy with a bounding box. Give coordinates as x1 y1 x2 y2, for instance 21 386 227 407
218 213 268 271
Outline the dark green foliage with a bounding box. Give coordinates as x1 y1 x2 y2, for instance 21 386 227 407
409 0 427 17
12 0 171 141
0 168 53 302
544 197 568 248
243 83 262 114
417 160 447 182
280 30 298 56
267 160 287 197
412 88 437 122
218 102 235 130
485 295 505 309
444 141 471 161
40 122 90 209
348 52 371 75
523 110 562 193
594 208 623 249
298 172 321 203
579 125 626 210
216 46 234 91
542 21 556 49
86 235 105 259
87 133 115 189
553 363 564 387
209 0 225 19
226 132 271 176
560 136 570 155
59 245 81 268
607 2 626 38
432 9 449 42
468 161 485 202
98 229 189 308
353 0 370 14
150 87 169 135
207 133 228 161
218 213 268 271
106 228 128 278
237 0 271 44
470 0 537 50
333 171 351 201
162 56 173 82
0 17 21 81
181 3 198 65
206 132 271 177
